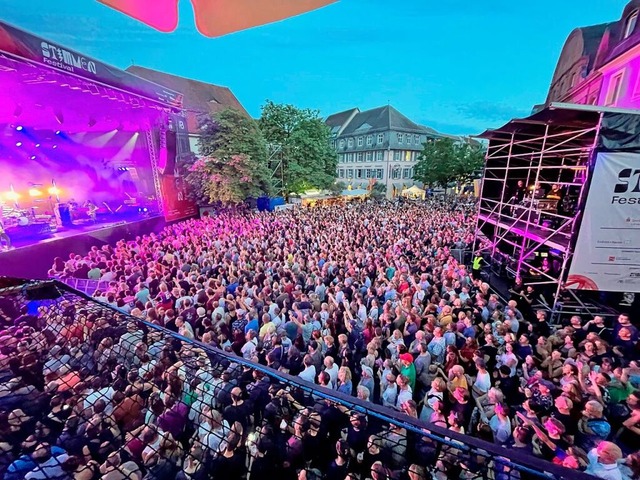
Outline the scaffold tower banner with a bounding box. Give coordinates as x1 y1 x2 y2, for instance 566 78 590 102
568 152 640 292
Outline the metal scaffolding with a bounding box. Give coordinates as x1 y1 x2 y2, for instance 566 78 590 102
473 103 624 319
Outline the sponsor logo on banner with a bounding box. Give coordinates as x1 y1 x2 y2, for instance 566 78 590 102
568 152 640 292
41 41 97 74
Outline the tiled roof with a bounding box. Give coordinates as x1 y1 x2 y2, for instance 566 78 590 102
339 105 430 135
125 66 249 132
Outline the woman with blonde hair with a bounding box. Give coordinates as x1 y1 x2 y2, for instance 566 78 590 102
337 366 353 395
420 377 447 422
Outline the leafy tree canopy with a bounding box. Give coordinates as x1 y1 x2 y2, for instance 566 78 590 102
413 137 484 187
259 100 337 195
182 108 273 204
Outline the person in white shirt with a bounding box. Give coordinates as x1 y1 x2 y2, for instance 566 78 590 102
395 374 413 410
472 359 492 398
298 355 317 384
323 356 339 389
241 331 258 359
381 373 398 408
586 441 624 480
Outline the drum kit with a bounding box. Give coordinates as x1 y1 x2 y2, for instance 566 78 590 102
1 202 54 229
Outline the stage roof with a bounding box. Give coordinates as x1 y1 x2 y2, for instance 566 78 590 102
98 0 338 37
0 21 182 108
479 102 640 152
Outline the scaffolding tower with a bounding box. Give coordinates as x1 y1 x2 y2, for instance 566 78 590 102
473 103 640 319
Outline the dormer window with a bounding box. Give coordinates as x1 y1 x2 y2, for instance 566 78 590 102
625 10 638 39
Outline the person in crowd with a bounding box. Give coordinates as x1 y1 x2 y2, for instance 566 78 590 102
0 199 634 480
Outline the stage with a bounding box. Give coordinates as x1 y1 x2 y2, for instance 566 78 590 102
0 215 166 278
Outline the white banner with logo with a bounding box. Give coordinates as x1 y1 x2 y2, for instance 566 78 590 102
568 152 640 292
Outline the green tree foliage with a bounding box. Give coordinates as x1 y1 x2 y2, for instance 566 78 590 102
413 137 485 187
183 108 273 204
259 100 337 195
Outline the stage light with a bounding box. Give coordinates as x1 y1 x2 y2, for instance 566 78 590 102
30 155 36 160
5 191 20 202
35 143 41 148
48 186 60 196
55 130 61 135
143 207 148 213
16 125 23 131
15 142 22 147
52 145 58 149
28 188 43 197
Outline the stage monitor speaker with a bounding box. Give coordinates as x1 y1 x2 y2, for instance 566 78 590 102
56 204 73 227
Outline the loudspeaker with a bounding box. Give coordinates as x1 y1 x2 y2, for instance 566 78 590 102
56 203 73 227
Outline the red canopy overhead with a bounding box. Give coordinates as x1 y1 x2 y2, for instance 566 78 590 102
97 0 338 37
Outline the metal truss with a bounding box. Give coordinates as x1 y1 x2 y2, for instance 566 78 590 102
473 109 604 319
267 143 285 197
144 122 165 215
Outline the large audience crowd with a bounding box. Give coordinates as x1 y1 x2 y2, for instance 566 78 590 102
1 199 639 480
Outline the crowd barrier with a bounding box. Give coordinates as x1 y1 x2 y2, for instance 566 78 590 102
0 278 598 480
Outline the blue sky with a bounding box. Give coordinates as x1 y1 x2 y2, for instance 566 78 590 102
0 0 630 134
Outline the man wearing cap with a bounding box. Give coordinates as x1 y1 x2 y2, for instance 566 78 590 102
398 353 416 391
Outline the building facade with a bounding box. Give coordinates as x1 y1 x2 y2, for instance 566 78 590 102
546 1 640 109
326 105 441 198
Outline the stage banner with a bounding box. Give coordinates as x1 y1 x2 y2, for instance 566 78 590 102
0 21 182 107
161 175 197 222
567 152 640 292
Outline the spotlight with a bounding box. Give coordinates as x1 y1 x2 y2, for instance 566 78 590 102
16 125 23 131
28 188 43 197
5 191 20 202
35 143 41 148
55 130 61 135
30 155 36 160
143 207 148 213
48 186 60 196
15 142 22 147
52 145 58 149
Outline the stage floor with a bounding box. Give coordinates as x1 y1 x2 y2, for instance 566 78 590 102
0 215 166 278
5 218 148 250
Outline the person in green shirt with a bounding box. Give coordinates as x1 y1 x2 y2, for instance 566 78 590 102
398 353 416 391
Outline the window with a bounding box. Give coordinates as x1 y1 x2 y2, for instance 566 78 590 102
376 168 384 179
355 169 363 179
625 10 638 39
348 138 354 148
357 152 364 162
347 168 353 178
377 133 384 144
366 152 373 161
403 168 412 179
365 169 372 179
397 133 404 144
415 134 420 144
376 151 384 161
347 153 353 162
606 71 625 105
394 151 401 161
338 169 344 178
366 135 373 146
405 151 412 161
357 137 363 147
391 167 401 180
406 135 412 145
339 139 345 148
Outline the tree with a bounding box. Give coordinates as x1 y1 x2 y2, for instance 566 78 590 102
259 100 337 195
183 108 273 204
413 137 484 187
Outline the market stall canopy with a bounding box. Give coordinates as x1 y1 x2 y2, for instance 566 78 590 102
98 0 338 37
401 185 425 199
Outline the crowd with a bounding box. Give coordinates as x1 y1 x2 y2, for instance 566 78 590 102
0 199 639 480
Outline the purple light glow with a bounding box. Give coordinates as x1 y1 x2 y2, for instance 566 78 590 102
15 142 22 147
16 125 23 131
29 155 36 160
35 143 40 148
